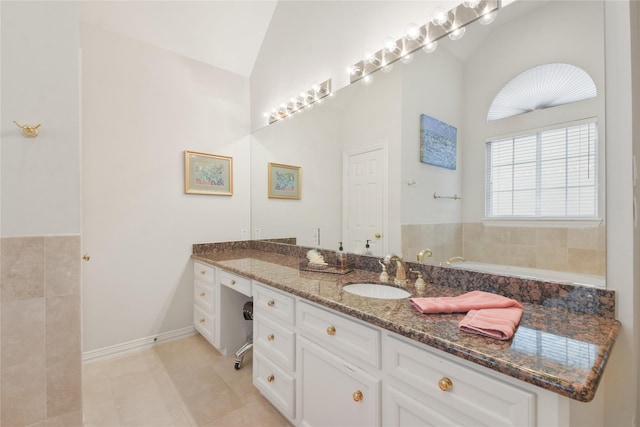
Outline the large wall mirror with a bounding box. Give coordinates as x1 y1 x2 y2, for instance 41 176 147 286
251 0 606 287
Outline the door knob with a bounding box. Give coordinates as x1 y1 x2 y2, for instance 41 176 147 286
82 253 91 262
374 233 382 239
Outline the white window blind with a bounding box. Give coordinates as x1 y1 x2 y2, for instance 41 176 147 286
486 120 598 218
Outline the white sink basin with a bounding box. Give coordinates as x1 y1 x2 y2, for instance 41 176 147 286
343 283 411 300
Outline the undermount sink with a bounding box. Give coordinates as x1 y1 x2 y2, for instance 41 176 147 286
343 283 411 300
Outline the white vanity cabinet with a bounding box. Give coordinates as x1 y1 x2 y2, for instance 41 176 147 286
193 262 219 348
383 333 535 427
297 300 382 427
192 262 253 356
253 282 297 422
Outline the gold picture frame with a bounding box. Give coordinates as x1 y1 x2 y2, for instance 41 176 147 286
268 163 301 199
185 151 233 195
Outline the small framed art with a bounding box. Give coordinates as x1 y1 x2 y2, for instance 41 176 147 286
184 151 233 195
268 163 301 199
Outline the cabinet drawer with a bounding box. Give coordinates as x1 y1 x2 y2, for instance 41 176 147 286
298 301 380 369
194 262 214 285
219 270 252 297
254 313 296 372
253 283 295 325
194 281 215 313
254 351 295 420
299 337 381 427
194 304 215 342
384 334 535 427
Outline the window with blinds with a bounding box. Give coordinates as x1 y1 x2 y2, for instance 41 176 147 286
485 120 598 218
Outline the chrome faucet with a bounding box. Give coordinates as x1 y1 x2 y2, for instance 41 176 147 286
416 248 434 263
384 254 407 286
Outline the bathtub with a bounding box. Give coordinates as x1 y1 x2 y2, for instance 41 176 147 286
449 261 605 289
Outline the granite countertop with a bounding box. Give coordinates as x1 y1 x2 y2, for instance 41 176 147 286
192 248 621 403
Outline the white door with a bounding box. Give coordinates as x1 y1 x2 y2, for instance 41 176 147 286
344 146 386 256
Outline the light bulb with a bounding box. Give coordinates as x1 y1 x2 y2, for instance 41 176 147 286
401 53 414 64
263 112 269 118
384 37 399 54
405 23 421 41
346 65 361 76
448 27 466 41
462 0 481 8
431 6 448 26
422 41 438 53
479 10 497 25
364 50 379 65
381 64 394 73
361 74 374 86
311 84 320 92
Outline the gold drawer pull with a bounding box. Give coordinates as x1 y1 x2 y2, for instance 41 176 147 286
267 374 275 383
327 326 336 336
199 318 205 324
438 377 453 392
200 270 206 276
353 390 363 402
199 292 206 297
267 299 275 307
267 334 275 341
230 279 236 285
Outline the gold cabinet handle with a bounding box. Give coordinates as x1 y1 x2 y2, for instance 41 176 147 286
438 377 453 392
267 334 275 341
200 270 206 276
267 299 275 307
230 279 236 285
267 374 275 383
327 326 336 336
353 390 363 402
199 318 205 324
199 292 206 297
82 253 91 262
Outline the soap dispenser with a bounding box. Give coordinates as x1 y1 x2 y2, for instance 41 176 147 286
337 242 347 269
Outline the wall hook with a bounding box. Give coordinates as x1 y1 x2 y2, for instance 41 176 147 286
14 121 41 138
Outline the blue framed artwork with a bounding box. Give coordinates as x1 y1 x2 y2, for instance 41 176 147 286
420 114 457 170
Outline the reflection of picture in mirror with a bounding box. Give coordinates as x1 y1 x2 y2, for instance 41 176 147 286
420 114 457 170
268 163 301 199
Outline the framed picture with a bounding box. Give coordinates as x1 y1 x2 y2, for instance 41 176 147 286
420 114 457 170
184 151 233 195
268 163 301 199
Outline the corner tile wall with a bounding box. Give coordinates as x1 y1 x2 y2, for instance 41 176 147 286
0 236 82 426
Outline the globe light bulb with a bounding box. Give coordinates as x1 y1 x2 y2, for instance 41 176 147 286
463 0 481 8
405 23 421 41
401 53 414 64
361 74 374 86
384 37 399 54
479 10 497 25
422 41 438 53
431 7 448 26
448 27 466 41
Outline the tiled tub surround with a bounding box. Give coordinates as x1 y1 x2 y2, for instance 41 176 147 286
192 241 620 403
0 236 83 427
402 222 606 276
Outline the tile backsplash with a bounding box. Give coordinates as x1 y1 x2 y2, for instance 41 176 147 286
402 222 606 276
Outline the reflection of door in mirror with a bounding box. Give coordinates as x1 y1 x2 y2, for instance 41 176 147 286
344 147 386 256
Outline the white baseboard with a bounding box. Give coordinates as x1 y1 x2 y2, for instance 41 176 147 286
82 326 196 362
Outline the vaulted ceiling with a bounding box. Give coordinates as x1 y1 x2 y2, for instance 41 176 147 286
79 1 278 78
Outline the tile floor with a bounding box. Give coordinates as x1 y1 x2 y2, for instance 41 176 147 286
82 334 291 427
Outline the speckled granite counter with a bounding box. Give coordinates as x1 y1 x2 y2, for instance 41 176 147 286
192 243 621 403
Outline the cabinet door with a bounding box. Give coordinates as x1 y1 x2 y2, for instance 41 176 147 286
384 383 460 427
298 337 380 427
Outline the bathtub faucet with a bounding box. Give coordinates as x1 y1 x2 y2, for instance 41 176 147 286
445 256 465 265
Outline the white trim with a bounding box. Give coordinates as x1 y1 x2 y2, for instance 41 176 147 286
482 217 603 228
82 326 196 362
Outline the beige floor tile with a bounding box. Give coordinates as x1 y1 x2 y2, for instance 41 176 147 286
82 334 286 427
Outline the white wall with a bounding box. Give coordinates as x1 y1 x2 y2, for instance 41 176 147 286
1 1 80 236
80 24 251 352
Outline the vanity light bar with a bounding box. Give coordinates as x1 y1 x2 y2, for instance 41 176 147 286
349 0 500 84
266 79 332 125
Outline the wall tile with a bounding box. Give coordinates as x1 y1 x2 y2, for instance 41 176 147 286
1 297 46 370
537 228 568 248
45 236 81 297
567 227 599 250
510 227 537 245
1 237 45 302
1 360 46 426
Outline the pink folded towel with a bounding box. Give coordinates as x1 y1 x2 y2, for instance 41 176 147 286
409 291 523 340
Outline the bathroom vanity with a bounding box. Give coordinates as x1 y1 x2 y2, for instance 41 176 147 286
192 241 620 427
